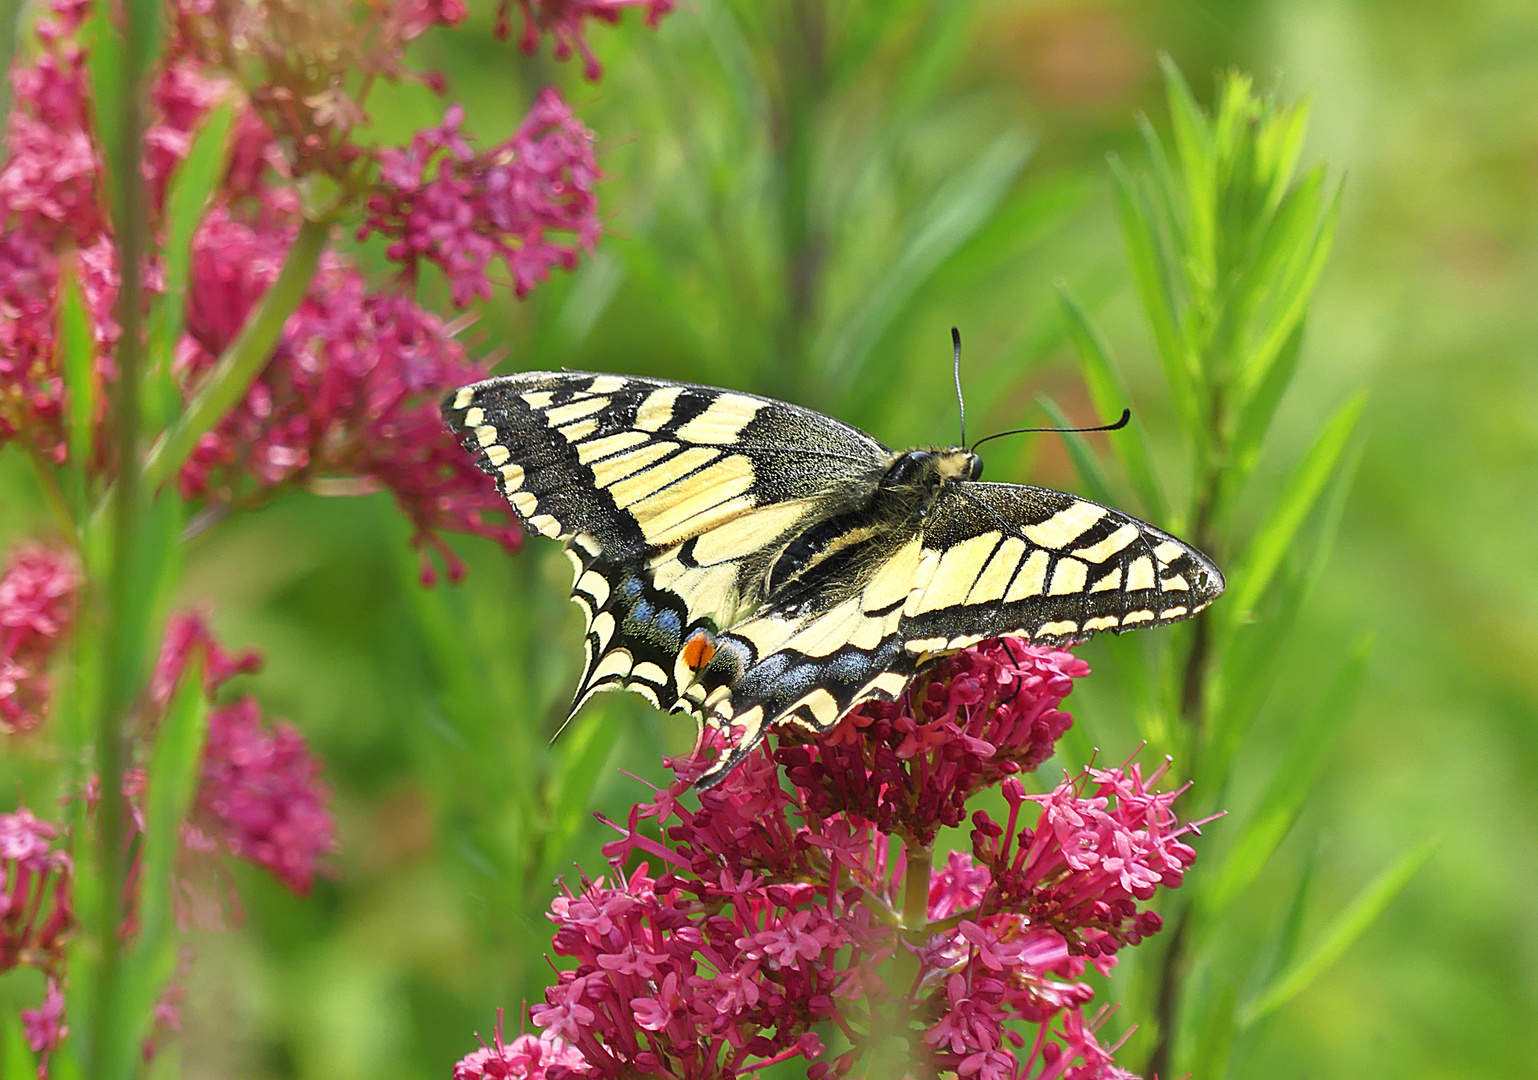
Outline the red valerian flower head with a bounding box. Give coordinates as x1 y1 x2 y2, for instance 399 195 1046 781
150 612 262 705
197 697 337 895
21 977 68 1058
361 88 601 306
454 1011 588 1080
779 639 1091 846
486 642 1207 1080
0 804 74 974
0 546 80 734
500 0 675 80
968 764 1203 959
176 206 523 580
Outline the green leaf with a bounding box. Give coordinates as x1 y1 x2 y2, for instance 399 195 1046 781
1226 391 1365 622
1158 54 1216 294
135 656 209 945
148 99 236 423
142 216 329 491
1056 284 1167 521
1202 635 1370 920
57 257 96 520
1227 320 1304 489
1204 440 1361 785
538 711 621 884
824 129 1033 393
1109 157 1199 437
1238 836 1438 1027
1241 182 1341 396
106 657 208 1080
1186 979 1238 1080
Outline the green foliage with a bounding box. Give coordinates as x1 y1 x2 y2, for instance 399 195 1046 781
1056 62 1423 1076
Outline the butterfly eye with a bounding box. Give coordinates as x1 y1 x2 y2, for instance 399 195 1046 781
968 455 984 481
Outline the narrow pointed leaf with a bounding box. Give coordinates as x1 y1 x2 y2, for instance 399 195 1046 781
1109 157 1199 436
1036 395 1116 507
57 259 96 519
1239 836 1438 1027
1227 391 1365 621
825 130 1032 391
1056 285 1167 520
1203 635 1370 919
149 99 236 412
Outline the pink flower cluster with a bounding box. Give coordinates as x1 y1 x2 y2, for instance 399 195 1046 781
152 614 336 894
455 1014 587 1080
176 207 524 579
1 806 74 1061
500 0 675 80
0 805 73 975
0 546 80 733
781 640 1090 846
459 641 1202 1080
195 698 336 894
362 91 600 306
971 768 1196 960
0 0 629 574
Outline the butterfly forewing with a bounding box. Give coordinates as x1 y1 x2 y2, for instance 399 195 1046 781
899 483 1224 653
444 371 1225 789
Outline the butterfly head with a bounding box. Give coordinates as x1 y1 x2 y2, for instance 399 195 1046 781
939 447 985 482
881 447 984 490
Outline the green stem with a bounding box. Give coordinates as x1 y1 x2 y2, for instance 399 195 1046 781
141 215 329 491
902 838 933 930
90 9 153 1079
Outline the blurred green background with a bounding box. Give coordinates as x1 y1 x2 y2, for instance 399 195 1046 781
5 0 1537 1077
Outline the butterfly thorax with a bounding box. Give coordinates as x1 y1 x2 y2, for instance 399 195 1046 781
758 446 981 614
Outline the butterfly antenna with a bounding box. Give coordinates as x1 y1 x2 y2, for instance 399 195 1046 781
951 326 966 448
970 408 1131 454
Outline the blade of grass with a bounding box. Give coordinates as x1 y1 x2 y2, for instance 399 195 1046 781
147 99 236 425
1238 836 1438 1028
824 129 1033 393
1056 284 1167 520
142 216 329 491
1202 635 1369 921
1225 391 1365 622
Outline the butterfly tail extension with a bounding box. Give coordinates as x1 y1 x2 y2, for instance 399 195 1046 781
560 533 693 723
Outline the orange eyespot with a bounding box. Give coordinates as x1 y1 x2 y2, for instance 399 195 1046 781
682 629 717 671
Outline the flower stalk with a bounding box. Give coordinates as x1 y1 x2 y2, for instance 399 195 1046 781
89 0 157 1073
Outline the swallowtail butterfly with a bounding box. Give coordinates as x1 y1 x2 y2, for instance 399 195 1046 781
444 370 1223 787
